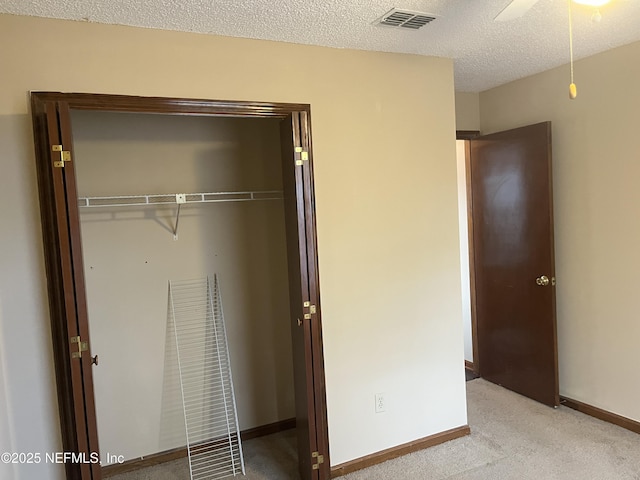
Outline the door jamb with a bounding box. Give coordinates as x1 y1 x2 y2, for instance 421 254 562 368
456 130 480 374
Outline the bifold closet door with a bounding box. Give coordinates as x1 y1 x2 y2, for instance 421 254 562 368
32 92 330 480
280 113 329 480
35 99 101 480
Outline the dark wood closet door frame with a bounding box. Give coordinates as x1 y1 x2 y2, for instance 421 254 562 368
30 92 330 480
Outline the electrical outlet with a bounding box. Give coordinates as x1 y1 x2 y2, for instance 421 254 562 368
375 393 385 413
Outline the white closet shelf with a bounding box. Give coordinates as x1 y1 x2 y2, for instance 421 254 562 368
77 190 284 208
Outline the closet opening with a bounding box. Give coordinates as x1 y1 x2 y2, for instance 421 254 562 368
30 93 330 480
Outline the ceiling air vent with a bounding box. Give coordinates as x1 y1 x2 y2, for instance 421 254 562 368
375 8 437 30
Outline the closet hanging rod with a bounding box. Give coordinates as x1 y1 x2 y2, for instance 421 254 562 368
77 190 284 208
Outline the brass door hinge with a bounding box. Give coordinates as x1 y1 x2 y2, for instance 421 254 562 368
52 144 71 168
70 336 89 359
312 451 324 470
295 147 309 166
298 302 317 325
303 301 316 320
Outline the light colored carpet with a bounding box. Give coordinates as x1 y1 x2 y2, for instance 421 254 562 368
342 379 640 480
106 429 298 480
109 379 640 479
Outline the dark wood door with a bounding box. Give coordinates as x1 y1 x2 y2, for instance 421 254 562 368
280 113 328 479
298 111 330 479
40 100 102 479
469 122 559 407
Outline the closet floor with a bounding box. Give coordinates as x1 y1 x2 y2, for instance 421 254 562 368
106 429 299 480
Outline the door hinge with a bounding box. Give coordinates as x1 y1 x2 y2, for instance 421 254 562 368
311 451 324 470
302 301 317 320
70 336 89 359
52 145 71 168
294 147 309 166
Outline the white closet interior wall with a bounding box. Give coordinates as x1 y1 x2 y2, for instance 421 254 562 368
72 111 295 462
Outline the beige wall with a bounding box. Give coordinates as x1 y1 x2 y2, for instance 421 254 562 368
72 112 294 462
480 40 640 423
455 92 480 132
0 13 465 478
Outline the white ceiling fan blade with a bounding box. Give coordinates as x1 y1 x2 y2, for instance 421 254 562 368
494 0 541 21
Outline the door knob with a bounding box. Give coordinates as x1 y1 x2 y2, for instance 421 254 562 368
536 275 550 286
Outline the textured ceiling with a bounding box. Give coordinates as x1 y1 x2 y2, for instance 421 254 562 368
2 0 639 92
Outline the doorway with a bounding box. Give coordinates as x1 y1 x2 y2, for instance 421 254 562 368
30 93 330 480
456 124 559 408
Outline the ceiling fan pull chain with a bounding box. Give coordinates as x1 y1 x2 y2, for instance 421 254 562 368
568 0 577 99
